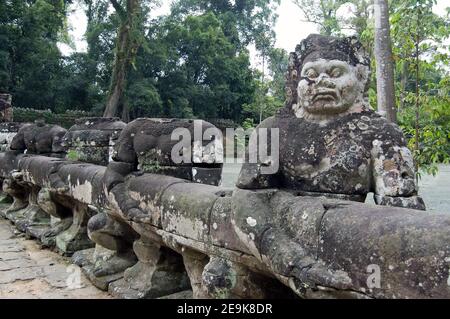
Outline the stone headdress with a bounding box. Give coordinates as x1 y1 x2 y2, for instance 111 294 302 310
284 34 371 113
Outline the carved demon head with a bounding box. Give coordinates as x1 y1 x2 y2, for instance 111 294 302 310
286 35 371 121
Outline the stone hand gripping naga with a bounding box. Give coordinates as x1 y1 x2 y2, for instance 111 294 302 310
73 35 450 299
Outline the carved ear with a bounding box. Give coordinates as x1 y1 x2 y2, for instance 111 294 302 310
356 64 370 93
285 52 300 109
347 36 369 63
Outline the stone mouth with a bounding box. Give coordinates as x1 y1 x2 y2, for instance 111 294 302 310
313 90 337 102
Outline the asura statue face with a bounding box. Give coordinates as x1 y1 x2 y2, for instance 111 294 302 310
296 59 367 119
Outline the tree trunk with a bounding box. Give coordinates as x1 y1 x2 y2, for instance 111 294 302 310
259 54 265 124
399 61 408 110
414 34 420 178
374 0 397 123
103 0 140 121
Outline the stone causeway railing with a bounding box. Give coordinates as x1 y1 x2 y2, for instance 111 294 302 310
0 116 449 299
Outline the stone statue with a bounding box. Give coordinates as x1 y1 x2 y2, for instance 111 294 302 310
74 118 224 298
10 120 67 156
0 94 13 122
4 35 450 300
0 121 68 239
237 34 425 211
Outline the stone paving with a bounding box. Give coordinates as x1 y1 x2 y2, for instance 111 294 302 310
0 213 111 299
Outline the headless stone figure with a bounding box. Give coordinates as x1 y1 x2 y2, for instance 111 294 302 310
3 121 67 227
237 34 425 211
79 119 222 296
10 120 67 156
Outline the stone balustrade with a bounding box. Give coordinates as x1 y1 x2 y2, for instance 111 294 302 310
0 117 449 299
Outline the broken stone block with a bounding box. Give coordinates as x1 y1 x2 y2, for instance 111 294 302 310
64 117 126 166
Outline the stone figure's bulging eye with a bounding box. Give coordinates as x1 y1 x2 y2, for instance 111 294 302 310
329 68 342 78
305 69 318 78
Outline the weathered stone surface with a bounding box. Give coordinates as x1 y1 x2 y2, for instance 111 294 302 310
0 122 23 152
0 93 13 122
10 121 67 156
0 219 111 298
238 34 425 211
71 247 126 291
108 239 190 299
1 35 448 300
64 117 126 166
111 118 223 184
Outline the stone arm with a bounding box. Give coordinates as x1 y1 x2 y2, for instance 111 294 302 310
232 189 353 297
103 123 147 222
236 117 281 190
370 136 426 211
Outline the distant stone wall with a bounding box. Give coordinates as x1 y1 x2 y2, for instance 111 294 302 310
13 108 96 129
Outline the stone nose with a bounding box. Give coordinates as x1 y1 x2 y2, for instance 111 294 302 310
316 73 336 88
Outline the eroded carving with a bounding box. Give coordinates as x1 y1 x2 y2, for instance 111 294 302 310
238 34 425 211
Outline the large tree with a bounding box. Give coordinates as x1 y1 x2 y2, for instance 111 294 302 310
145 12 256 121
391 0 450 175
0 0 69 109
292 0 345 36
103 0 145 121
170 0 280 51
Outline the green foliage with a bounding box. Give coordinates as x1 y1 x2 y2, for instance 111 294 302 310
170 0 281 50
0 0 69 110
66 149 80 161
292 0 347 36
1 0 285 124
135 11 257 121
398 78 450 177
127 79 163 118
241 47 288 124
391 0 450 175
242 118 255 130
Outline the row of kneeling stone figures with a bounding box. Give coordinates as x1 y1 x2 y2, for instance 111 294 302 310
1 34 450 299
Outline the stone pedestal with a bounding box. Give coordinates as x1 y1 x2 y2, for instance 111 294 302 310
182 250 298 299
2 178 29 220
72 212 138 290
72 246 133 291
56 201 95 255
14 186 50 233
182 249 210 298
108 238 190 299
31 189 73 248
